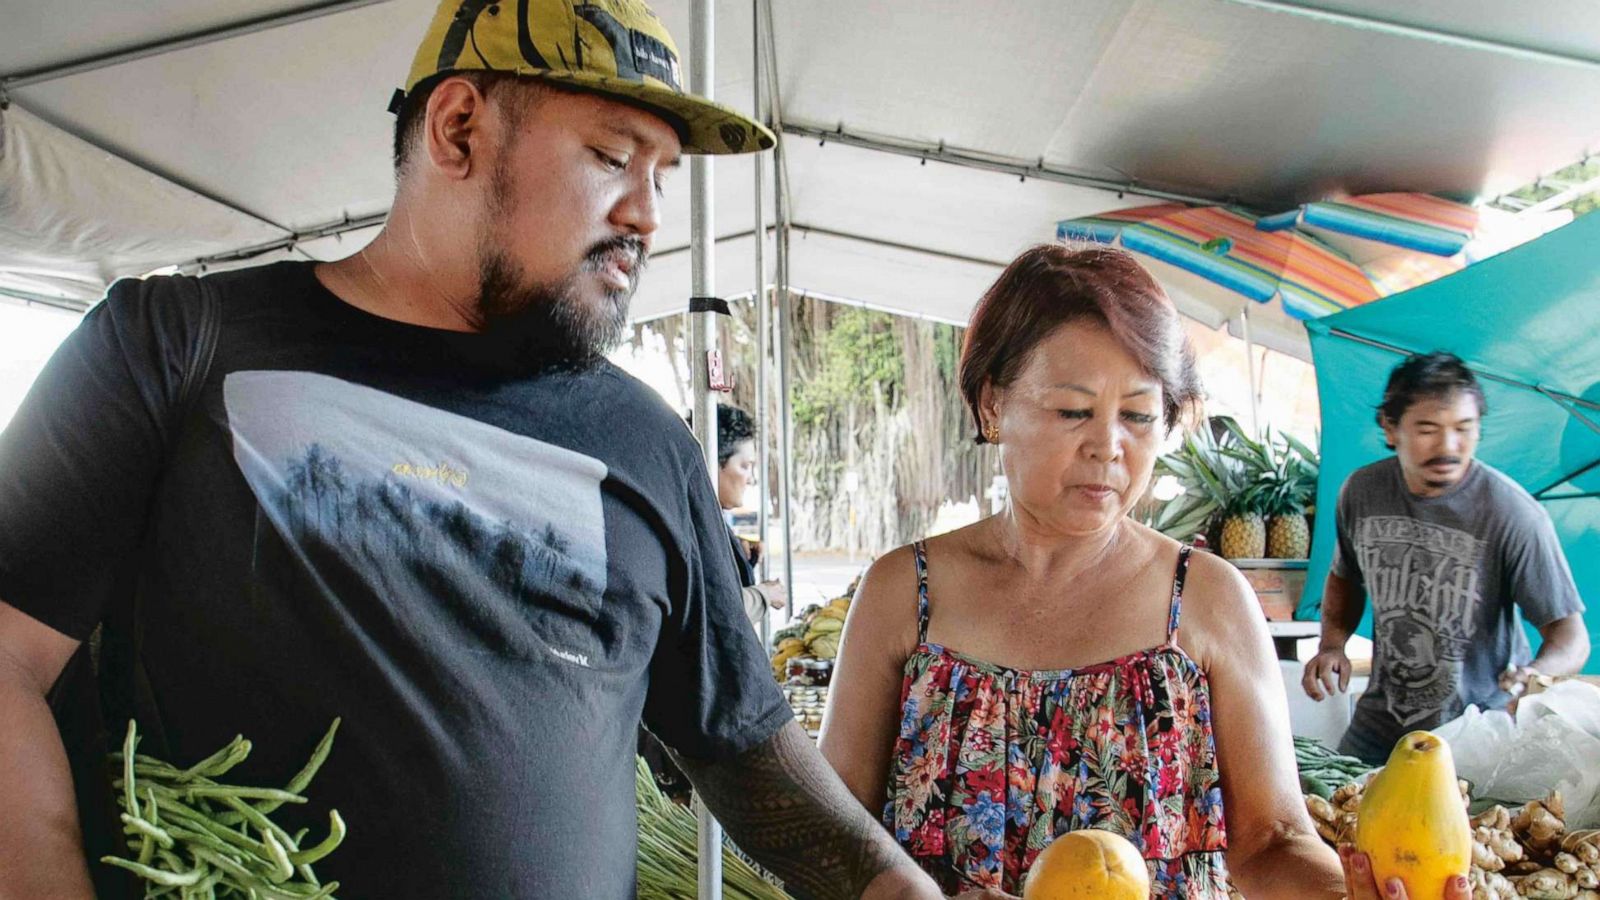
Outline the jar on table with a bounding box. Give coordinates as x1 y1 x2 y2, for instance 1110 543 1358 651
786 657 833 687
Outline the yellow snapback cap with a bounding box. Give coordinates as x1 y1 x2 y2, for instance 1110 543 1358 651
401 0 774 155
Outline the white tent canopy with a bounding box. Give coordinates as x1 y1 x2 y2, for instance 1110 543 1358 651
4 0 1599 358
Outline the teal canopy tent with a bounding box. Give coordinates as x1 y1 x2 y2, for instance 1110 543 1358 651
1298 213 1600 674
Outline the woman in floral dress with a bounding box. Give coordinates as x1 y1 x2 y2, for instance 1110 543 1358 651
818 245 1470 900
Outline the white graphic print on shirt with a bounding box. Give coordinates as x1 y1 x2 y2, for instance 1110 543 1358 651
1356 516 1484 726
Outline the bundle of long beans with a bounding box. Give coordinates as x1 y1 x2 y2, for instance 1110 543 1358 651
635 757 789 900
103 718 346 899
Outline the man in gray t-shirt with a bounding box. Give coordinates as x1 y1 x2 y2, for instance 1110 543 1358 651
1302 353 1589 764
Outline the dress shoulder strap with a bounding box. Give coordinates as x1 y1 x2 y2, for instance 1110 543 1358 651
911 540 931 644
1167 545 1193 643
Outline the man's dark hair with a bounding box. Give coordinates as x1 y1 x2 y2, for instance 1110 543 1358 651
716 404 757 468
1377 351 1487 434
392 72 547 173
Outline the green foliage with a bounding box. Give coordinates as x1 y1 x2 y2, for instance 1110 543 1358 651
791 307 905 426
1149 425 1246 540
1502 158 1600 218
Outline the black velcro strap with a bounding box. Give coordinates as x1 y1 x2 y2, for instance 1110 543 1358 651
689 296 731 316
388 88 407 115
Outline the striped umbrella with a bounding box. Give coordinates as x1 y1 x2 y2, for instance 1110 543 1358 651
1058 204 1381 321
1257 192 1478 258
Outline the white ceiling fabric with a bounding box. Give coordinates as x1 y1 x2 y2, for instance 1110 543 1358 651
3 0 1595 358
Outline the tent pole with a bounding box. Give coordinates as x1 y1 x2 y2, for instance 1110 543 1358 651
1215 0 1600 72
1532 458 1600 500
688 0 723 896
752 0 772 648
1 0 394 90
779 122 1243 208
1324 328 1600 415
1241 307 1261 434
761 0 796 622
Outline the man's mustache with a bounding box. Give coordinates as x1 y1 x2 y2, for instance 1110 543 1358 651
1424 456 1462 467
584 235 648 271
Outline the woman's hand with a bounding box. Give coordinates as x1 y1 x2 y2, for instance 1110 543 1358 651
1338 845 1470 900
951 890 1018 900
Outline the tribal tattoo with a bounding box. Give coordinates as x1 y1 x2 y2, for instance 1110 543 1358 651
672 720 925 899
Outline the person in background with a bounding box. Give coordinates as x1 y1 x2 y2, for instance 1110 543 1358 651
819 244 1463 898
716 403 788 627
1303 352 1589 763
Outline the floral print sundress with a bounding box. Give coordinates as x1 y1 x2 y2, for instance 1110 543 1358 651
882 542 1231 898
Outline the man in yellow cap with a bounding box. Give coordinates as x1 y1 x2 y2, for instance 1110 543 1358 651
0 2 955 898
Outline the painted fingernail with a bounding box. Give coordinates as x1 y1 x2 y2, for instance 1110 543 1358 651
1454 876 1468 891
1386 878 1401 897
1352 853 1366 872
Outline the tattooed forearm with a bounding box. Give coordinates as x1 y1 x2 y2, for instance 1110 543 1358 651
672 721 931 900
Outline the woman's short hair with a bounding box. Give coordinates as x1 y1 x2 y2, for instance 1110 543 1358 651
716 403 757 467
958 243 1202 442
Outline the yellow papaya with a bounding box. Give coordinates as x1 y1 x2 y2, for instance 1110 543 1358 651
1355 730 1470 900
1023 829 1148 900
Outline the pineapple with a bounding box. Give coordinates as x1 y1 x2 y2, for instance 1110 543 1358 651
1221 510 1267 559
1217 478 1267 558
1266 513 1310 559
1258 447 1315 559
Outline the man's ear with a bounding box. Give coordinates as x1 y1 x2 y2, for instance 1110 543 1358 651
1378 412 1399 452
423 76 490 180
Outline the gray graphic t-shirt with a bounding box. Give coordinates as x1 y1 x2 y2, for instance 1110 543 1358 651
1332 457 1583 762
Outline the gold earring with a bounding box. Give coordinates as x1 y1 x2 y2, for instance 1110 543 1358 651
984 423 1000 443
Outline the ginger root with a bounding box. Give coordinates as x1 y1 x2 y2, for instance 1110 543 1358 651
1514 793 1568 860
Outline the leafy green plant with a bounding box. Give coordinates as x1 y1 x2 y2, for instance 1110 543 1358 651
1148 418 1321 541
1149 425 1245 541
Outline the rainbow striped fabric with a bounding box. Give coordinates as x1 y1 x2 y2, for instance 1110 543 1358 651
1257 192 1477 257
1058 204 1380 319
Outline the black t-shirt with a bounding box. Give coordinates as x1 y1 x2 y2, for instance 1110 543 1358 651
0 261 789 898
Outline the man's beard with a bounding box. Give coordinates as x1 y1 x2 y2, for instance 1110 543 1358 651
472 234 644 371
472 153 645 370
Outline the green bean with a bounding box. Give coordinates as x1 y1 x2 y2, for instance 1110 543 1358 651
120 721 140 833
255 719 339 817
287 811 345 867
100 855 204 887
180 786 305 806
219 796 298 853
121 812 175 849
177 736 252 783
288 828 319 887
191 848 333 900
161 811 270 863
261 830 296 884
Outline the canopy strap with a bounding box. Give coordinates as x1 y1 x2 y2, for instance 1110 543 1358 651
689 296 731 316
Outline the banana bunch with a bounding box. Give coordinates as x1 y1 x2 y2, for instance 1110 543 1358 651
770 595 854 678
771 637 807 680
803 597 851 660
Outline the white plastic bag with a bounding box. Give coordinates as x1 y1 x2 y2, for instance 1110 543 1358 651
1435 681 1600 828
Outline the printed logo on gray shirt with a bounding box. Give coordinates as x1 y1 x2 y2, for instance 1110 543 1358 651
1356 516 1484 726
